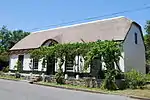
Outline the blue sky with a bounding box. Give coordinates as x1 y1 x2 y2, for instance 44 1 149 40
0 0 150 33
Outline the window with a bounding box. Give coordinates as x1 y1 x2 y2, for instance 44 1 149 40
134 33 138 44
18 55 24 66
33 58 39 69
66 59 74 72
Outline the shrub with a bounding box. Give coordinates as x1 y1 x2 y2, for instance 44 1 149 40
14 61 23 78
15 73 21 78
2 66 9 72
146 74 150 84
124 69 147 89
14 61 23 73
101 69 119 90
55 68 65 84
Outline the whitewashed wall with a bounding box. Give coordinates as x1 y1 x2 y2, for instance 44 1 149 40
74 56 90 73
9 54 18 70
123 24 146 73
9 54 31 71
55 58 65 72
38 58 46 71
23 54 31 71
119 52 125 72
9 54 46 71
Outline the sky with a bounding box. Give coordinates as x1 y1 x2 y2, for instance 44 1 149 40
0 0 150 33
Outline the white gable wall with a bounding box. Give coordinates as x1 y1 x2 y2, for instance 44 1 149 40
123 24 145 73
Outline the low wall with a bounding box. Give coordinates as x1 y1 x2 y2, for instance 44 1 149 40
2 72 125 89
44 75 125 88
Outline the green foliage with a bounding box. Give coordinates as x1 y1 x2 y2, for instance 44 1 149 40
84 41 121 70
30 41 121 70
101 69 120 90
144 34 150 66
0 26 11 50
55 58 65 84
2 66 9 72
145 20 150 34
9 30 30 48
14 61 23 73
144 21 150 73
146 74 150 81
30 42 93 60
0 26 30 50
30 41 121 90
124 69 147 89
41 57 47 71
55 68 65 84
30 40 122 88
0 52 9 63
0 26 30 68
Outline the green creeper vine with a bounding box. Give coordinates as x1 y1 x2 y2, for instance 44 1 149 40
30 40 122 89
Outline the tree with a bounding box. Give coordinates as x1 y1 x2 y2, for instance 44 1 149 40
14 61 23 73
144 20 150 73
9 30 30 49
145 20 150 34
0 26 11 50
0 26 30 69
144 34 150 64
144 21 150 64
14 61 23 78
0 26 30 50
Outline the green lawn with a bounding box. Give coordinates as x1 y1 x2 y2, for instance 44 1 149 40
112 88 150 98
0 75 23 81
1 75 150 99
37 82 150 99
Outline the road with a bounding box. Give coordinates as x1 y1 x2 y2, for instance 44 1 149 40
0 79 135 100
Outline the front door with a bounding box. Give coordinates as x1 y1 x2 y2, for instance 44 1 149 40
18 55 24 71
46 56 55 75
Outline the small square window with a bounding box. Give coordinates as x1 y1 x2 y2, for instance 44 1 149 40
134 33 138 44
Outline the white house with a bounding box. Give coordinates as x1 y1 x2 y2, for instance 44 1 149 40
9 16 146 75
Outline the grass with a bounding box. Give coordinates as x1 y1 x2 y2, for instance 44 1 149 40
111 87 150 98
0 72 150 99
37 82 150 99
0 75 23 81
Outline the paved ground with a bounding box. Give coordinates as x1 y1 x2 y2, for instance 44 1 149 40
0 79 136 100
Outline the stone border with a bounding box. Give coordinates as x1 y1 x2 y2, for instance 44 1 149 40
34 82 150 100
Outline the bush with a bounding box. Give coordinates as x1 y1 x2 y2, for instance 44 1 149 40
101 69 119 90
15 72 21 78
2 66 9 72
146 74 150 84
14 61 23 73
36 76 43 81
124 69 147 89
55 68 65 84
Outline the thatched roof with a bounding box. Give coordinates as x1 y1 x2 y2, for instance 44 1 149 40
10 16 136 50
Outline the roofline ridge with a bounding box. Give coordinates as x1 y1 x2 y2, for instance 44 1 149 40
32 16 126 34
